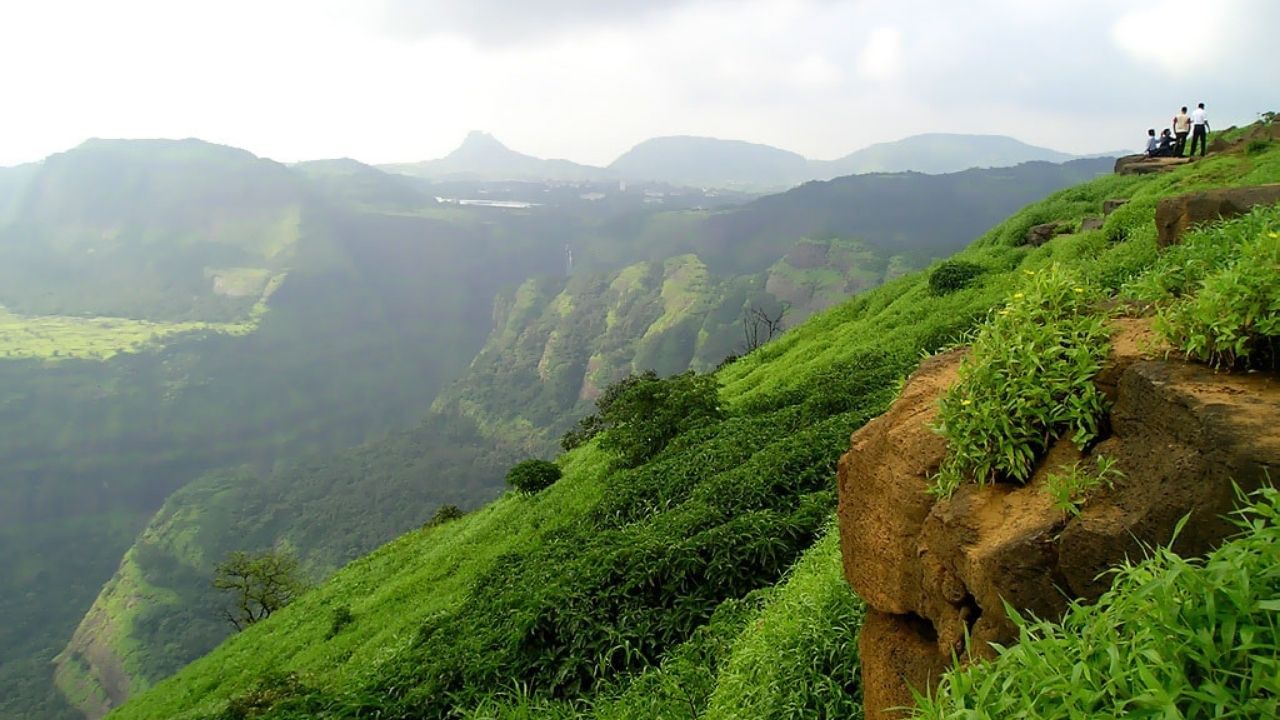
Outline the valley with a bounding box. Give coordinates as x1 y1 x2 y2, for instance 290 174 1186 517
0 134 1112 719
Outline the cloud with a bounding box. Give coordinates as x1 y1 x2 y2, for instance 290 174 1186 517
372 0 703 44
857 27 902 81
0 0 1276 167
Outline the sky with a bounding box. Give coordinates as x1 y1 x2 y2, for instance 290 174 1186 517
0 0 1276 167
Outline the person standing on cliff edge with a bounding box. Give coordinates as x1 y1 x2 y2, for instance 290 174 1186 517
1172 106 1192 156
1189 102 1210 157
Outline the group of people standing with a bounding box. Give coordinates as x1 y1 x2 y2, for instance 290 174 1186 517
1147 103 1210 158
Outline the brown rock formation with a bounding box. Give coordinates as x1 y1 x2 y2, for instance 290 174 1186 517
1102 198 1129 215
1022 221 1070 247
1079 216 1104 232
1114 154 1192 175
838 319 1280 719
1154 184 1280 248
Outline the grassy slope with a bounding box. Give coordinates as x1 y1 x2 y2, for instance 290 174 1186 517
55 410 517 708
40 144 1071 719
113 135 1280 719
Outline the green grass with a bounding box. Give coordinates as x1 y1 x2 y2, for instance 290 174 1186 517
914 488 1280 719
702 530 865 720
932 264 1111 497
1045 455 1124 517
1128 203 1280 368
0 304 261 361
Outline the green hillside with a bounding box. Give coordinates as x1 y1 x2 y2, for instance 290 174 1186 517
110 127 1280 719
55 411 516 718
437 241 912 454
7 143 1107 720
0 139 305 322
0 140 570 720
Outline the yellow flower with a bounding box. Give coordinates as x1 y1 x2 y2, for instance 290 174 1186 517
998 309 1010 315
1023 270 1036 276
1270 232 1279 239
961 399 972 406
1013 292 1025 299
1074 287 1085 293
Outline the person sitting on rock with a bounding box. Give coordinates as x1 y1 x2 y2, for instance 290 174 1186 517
1156 129 1177 157
1145 128 1160 157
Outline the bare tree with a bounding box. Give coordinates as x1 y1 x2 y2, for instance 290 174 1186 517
741 302 790 353
213 549 310 631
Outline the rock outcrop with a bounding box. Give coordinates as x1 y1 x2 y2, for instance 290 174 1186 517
1023 221 1070 247
1102 198 1129 215
838 320 1280 719
1154 184 1280 247
1114 154 1192 175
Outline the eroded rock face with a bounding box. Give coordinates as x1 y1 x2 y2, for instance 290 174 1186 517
839 320 1280 719
1154 184 1280 247
1114 154 1193 175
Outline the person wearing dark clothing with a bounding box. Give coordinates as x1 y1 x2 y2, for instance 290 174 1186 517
1189 102 1210 156
1172 106 1191 156
1145 128 1160 157
1156 129 1177 157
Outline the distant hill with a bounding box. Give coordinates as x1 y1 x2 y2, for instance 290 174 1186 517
0 138 307 322
615 157 1118 276
812 133 1080 178
0 161 37 225
378 131 1114 191
608 136 810 190
379 131 608 182
292 157 434 211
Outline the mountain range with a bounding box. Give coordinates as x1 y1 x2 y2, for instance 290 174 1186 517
381 130 1120 190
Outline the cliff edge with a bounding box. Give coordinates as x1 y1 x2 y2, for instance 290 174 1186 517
838 319 1280 718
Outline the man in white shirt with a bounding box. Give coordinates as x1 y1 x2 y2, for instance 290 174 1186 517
1189 103 1210 157
1172 107 1192 156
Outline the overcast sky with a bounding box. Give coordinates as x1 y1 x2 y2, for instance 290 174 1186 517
1 0 1276 167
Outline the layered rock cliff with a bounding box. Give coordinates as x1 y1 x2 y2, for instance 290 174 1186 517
838 319 1280 718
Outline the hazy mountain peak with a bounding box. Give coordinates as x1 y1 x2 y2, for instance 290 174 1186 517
450 130 515 159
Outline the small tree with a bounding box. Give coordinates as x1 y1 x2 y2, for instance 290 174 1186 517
741 302 789 352
506 459 562 494
213 549 309 631
560 371 658 451
598 370 723 467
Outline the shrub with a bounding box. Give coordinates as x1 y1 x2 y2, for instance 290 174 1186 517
928 260 986 295
326 605 355 639
560 371 658 452
425 504 465 528
1246 139 1272 156
505 459 562 494
933 265 1111 497
1155 226 1280 369
596 371 724 467
1128 203 1280 369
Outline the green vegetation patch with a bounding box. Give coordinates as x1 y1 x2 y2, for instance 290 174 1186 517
915 488 1280 719
0 305 259 361
702 530 865 720
1129 203 1280 369
933 265 1111 497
